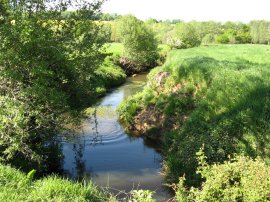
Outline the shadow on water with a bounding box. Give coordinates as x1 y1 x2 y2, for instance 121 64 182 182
57 73 173 201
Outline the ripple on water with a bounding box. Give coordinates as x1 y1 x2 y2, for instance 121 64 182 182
61 107 128 146
60 74 173 201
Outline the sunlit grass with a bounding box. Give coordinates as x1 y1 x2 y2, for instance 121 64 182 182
118 44 270 186
105 43 124 56
0 164 114 202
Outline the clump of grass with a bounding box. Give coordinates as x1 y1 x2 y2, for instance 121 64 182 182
0 164 114 202
117 92 144 127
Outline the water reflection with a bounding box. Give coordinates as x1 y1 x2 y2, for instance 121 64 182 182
60 74 172 201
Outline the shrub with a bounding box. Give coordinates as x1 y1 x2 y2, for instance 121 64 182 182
176 151 270 202
201 34 216 45
216 33 230 43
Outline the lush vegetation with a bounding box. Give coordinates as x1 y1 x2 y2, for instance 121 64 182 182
176 149 270 202
111 15 159 75
2 1 270 201
95 51 127 96
0 0 128 173
102 13 270 48
0 163 114 202
0 0 108 169
118 44 270 187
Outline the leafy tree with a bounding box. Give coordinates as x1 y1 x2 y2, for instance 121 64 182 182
216 22 251 44
0 0 106 170
250 20 270 44
171 22 201 49
117 15 159 72
146 20 174 44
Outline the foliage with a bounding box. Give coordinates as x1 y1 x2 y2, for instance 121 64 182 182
0 163 114 202
98 13 122 21
116 15 159 71
216 22 251 44
170 23 201 49
129 190 155 202
176 151 270 202
250 20 270 44
118 44 270 186
216 33 230 44
117 92 144 126
108 19 267 47
0 0 107 169
201 33 216 44
95 57 126 93
145 20 174 44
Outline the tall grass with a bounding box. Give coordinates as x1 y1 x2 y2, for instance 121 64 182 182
0 164 114 202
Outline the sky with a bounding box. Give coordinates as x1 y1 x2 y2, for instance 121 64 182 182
102 0 270 22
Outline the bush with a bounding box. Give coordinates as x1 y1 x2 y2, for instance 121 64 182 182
216 33 230 43
176 151 270 202
201 34 216 45
95 57 126 89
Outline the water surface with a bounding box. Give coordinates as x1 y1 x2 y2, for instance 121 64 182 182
60 74 172 201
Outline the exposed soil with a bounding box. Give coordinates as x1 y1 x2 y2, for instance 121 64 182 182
131 105 165 138
118 57 158 76
126 72 195 140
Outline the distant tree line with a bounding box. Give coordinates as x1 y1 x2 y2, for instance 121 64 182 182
250 20 270 44
102 15 270 48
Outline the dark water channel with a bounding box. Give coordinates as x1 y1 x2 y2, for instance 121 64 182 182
60 74 172 201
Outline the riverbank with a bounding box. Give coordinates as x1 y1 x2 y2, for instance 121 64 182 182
0 74 168 202
0 43 169 202
118 44 270 186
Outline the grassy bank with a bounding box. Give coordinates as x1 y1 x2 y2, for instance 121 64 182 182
0 164 114 202
118 44 270 186
95 58 126 96
94 44 127 97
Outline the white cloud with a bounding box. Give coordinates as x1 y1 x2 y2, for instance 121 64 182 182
102 0 270 22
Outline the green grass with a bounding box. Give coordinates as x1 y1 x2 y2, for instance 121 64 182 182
95 57 126 96
94 43 127 96
118 44 270 186
105 43 124 57
0 164 114 202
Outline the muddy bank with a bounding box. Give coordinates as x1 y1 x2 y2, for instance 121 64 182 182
121 71 194 140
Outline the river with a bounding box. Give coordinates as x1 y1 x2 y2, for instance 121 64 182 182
59 74 172 201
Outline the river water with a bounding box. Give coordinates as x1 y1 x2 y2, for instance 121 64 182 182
60 74 172 201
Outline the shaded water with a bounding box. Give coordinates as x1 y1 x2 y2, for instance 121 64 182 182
60 74 172 201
